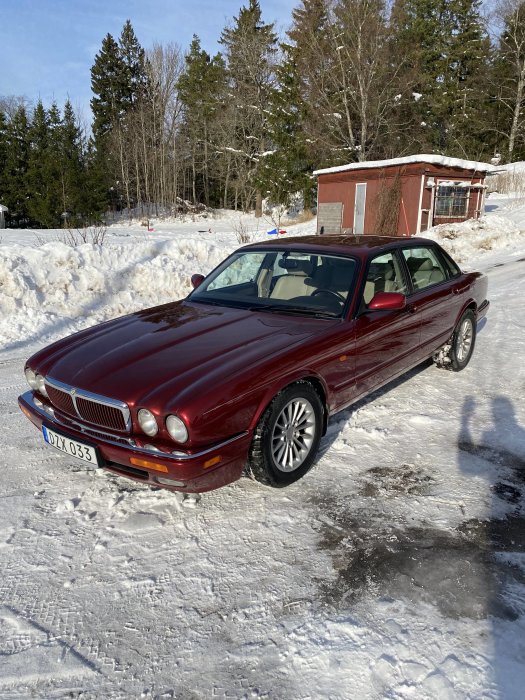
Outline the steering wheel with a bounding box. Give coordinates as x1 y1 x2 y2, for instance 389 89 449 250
312 289 346 303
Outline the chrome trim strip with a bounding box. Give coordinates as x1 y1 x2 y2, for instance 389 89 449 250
45 376 131 432
21 391 249 462
56 413 137 446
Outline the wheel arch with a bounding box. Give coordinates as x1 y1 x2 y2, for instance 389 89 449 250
455 298 477 327
249 373 329 436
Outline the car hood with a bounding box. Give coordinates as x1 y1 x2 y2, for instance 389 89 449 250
37 301 334 409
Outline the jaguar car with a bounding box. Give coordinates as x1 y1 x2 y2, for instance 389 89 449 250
18 235 489 493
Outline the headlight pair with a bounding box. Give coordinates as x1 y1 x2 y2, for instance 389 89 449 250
25 367 48 397
137 409 188 444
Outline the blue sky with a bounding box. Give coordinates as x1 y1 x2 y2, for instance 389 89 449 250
0 0 297 120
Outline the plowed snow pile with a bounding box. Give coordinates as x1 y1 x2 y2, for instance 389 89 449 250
0 237 234 347
1 208 523 350
425 213 525 264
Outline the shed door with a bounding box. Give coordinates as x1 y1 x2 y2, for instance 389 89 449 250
353 183 367 235
317 202 343 234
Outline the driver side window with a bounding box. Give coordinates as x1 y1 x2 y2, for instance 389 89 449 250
363 252 407 307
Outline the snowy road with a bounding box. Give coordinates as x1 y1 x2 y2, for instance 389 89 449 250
1 237 525 697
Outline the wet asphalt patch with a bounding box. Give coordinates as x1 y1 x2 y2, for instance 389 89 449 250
313 443 525 620
359 464 435 498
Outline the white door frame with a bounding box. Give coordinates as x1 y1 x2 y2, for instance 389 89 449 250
353 183 367 235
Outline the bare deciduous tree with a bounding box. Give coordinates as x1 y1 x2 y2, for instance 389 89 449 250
492 0 525 160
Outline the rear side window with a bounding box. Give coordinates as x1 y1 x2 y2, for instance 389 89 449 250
402 246 447 291
438 248 462 278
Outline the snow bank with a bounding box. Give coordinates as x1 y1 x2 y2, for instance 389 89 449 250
0 206 523 351
424 214 525 264
0 237 236 347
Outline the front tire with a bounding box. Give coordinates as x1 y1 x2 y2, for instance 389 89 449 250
247 382 323 487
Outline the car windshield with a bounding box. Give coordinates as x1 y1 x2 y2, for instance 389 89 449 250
189 249 358 318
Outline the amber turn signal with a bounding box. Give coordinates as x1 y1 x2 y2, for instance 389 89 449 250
203 455 222 469
20 405 32 419
130 457 168 473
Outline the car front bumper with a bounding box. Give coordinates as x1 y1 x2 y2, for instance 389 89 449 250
18 391 251 493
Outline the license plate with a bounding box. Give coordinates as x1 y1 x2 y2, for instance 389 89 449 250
42 425 100 466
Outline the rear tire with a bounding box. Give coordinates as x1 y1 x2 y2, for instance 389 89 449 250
247 382 323 488
434 309 476 372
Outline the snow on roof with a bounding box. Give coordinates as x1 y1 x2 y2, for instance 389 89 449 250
496 161 525 174
314 154 495 176
435 180 486 188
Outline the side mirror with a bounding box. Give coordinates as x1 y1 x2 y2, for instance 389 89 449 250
191 273 205 289
368 291 406 311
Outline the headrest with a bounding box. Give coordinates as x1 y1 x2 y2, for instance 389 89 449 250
418 258 433 271
384 261 395 279
278 258 312 275
330 264 350 287
406 256 432 272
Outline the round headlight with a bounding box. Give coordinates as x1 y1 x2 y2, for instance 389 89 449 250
25 367 38 390
35 373 48 397
138 408 158 437
166 415 188 443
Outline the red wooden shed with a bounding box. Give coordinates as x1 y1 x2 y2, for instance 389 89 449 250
314 154 494 236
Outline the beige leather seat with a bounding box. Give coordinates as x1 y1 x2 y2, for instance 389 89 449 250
383 261 401 292
270 260 313 300
363 280 376 304
406 257 433 290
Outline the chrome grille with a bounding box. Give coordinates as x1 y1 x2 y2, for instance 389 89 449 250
44 377 131 433
46 384 75 416
76 396 127 431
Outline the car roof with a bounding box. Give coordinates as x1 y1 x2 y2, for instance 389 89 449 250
242 234 434 256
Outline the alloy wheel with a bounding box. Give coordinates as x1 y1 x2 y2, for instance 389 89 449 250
271 398 316 472
456 318 473 362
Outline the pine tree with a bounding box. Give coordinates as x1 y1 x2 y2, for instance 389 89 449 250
0 107 30 225
57 100 85 224
286 0 331 168
390 0 491 157
91 33 128 140
177 35 227 205
219 0 277 212
119 19 149 107
26 101 62 227
83 140 110 222
90 21 150 211
0 110 7 196
257 49 314 207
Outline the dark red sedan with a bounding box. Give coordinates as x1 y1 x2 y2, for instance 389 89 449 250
19 235 489 492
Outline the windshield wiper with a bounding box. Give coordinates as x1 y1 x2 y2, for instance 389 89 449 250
250 304 339 319
191 297 248 309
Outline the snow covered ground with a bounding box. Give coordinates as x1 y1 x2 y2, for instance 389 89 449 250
1 199 525 698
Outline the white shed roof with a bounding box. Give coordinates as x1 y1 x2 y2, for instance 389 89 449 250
0 204 8 211
314 154 495 176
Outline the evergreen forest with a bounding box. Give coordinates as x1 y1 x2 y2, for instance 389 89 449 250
1 0 525 227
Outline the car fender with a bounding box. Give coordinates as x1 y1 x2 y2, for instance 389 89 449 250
248 369 329 432
452 272 488 327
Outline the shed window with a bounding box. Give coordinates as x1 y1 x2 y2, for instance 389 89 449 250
435 185 469 217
